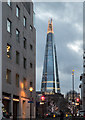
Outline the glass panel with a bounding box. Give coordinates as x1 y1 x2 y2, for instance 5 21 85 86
6 69 11 84
7 0 11 6
7 19 11 33
7 44 11 58
23 17 26 27
46 83 53 87
23 38 26 49
16 6 20 17
16 51 19 64
23 58 26 69
16 29 20 42
23 78 26 90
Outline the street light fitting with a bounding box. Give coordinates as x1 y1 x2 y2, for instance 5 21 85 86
29 87 33 92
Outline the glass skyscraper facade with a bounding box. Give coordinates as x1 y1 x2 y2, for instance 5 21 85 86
41 19 60 94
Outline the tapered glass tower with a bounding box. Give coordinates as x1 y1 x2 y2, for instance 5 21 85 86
41 19 60 94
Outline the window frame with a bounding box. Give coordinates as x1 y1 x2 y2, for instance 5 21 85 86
7 43 11 59
16 51 20 64
30 44 33 50
23 57 26 69
30 63 32 68
6 69 11 84
23 37 26 49
16 74 19 88
16 29 20 42
16 5 20 18
7 19 11 33
23 16 26 27
23 78 26 90
30 25 33 31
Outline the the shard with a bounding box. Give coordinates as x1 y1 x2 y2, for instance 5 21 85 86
41 19 60 94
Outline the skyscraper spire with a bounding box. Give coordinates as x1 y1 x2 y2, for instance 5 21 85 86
47 19 54 34
41 19 60 94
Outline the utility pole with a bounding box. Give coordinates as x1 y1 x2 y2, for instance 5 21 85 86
0 1 2 120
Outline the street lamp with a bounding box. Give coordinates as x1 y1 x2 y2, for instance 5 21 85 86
29 87 33 92
72 70 75 118
29 87 33 120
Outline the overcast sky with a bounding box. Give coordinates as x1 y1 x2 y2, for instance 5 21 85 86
34 2 83 95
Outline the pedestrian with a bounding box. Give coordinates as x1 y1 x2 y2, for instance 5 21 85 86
59 110 64 120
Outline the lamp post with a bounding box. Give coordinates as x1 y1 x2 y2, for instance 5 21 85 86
72 70 75 119
0 2 2 120
29 87 33 120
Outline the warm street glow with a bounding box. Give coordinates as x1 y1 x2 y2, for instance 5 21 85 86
13 99 19 102
4 97 10 100
20 82 24 89
29 87 33 92
40 102 44 105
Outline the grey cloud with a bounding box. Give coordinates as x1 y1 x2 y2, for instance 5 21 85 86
34 2 83 94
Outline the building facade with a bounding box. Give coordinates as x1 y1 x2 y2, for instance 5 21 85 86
41 19 60 94
2 1 36 118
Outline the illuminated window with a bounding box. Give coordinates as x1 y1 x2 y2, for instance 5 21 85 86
16 51 19 64
16 74 19 87
16 6 20 17
23 78 26 90
23 37 26 49
7 19 11 33
16 29 20 42
23 57 26 69
7 0 11 6
7 44 11 58
23 16 26 27
6 69 11 84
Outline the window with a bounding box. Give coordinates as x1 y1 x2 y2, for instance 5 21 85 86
16 51 19 64
30 25 33 31
6 69 11 84
7 19 11 33
7 44 11 58
23 38 26 49
23 16 26 27
16 29 20 42
30 63 32 68
7 0 11 6
23 78 26 90
30 44 33 50
23 57 26 69
16 6 20 17
16 74 19 87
